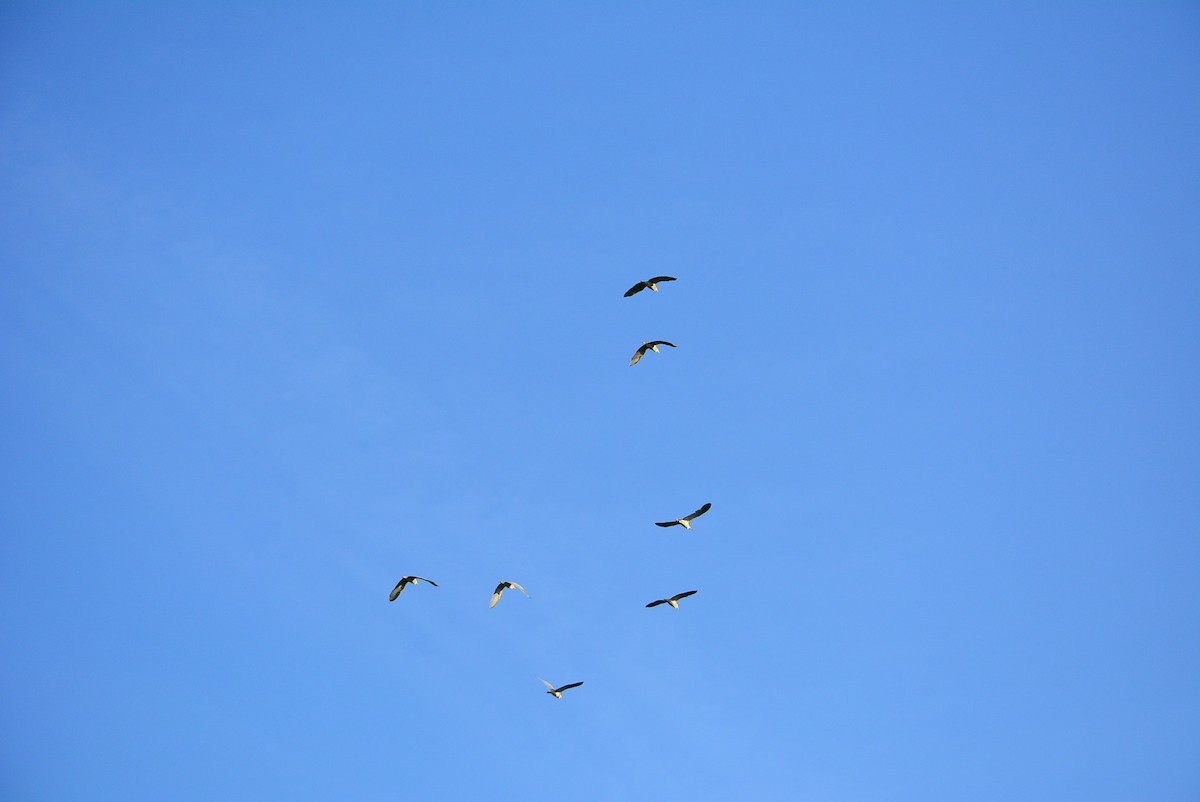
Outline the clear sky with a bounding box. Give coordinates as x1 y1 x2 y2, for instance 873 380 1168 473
2 3 1198 800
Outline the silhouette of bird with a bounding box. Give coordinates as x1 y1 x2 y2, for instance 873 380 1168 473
646 590 698 609
655 502 712 530
624 276 677 297
539 678 584 699
389 576 438 601
629 340 676 365
490 580 530 608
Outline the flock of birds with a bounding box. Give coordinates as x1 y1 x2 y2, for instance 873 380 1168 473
390 275 707 700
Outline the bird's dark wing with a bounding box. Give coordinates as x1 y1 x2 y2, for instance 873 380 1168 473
671 590 698 602
683 502 712 521
647 340 676 348
646 599 668 607
389 581 406 601
629 346 647 366
494 582 509 594
556 682 584 692
624 282 648 297
413 576 438 586
648 276 676 284
655 520 680 527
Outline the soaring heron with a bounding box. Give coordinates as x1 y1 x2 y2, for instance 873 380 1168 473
490 580 530 608
539 678 584 699
389 576 438 601
646 590 698 609
629 340 676 366
624 276 677 297
655 502 712 530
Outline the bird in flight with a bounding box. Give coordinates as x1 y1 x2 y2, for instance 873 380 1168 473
624 276 677 297
490 580 530 608
655 502 712 530
389 576 438 601
629 340 676 366
646 590 698 609
539 678 584 699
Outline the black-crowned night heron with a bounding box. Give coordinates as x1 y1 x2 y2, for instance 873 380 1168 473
389 576 438 601
539 678 584 699
629 340 676 365
646 590 698 609
489 581 530 608
624 276 677 297
655 502 711 530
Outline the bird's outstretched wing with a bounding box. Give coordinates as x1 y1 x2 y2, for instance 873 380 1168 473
670 590 698 602
646 599 668 608
683 502 711 522
408 576 438 586
648 276 676 285
629 345 649 366
389 581 406 601
624 281 649 297
655 520 681 527
489 589 504 608
508 581 530 597
647 340 676 349
556 682 584 693
538 677 557 691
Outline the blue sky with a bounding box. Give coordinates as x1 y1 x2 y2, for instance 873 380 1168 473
2 3 1198 800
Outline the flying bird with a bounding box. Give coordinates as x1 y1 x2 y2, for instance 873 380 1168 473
389 576 438 601
646 590 698 609
629 340 676 366
655 502 712 530
539 678 584 699
624 276 677 297
490 580 530 608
